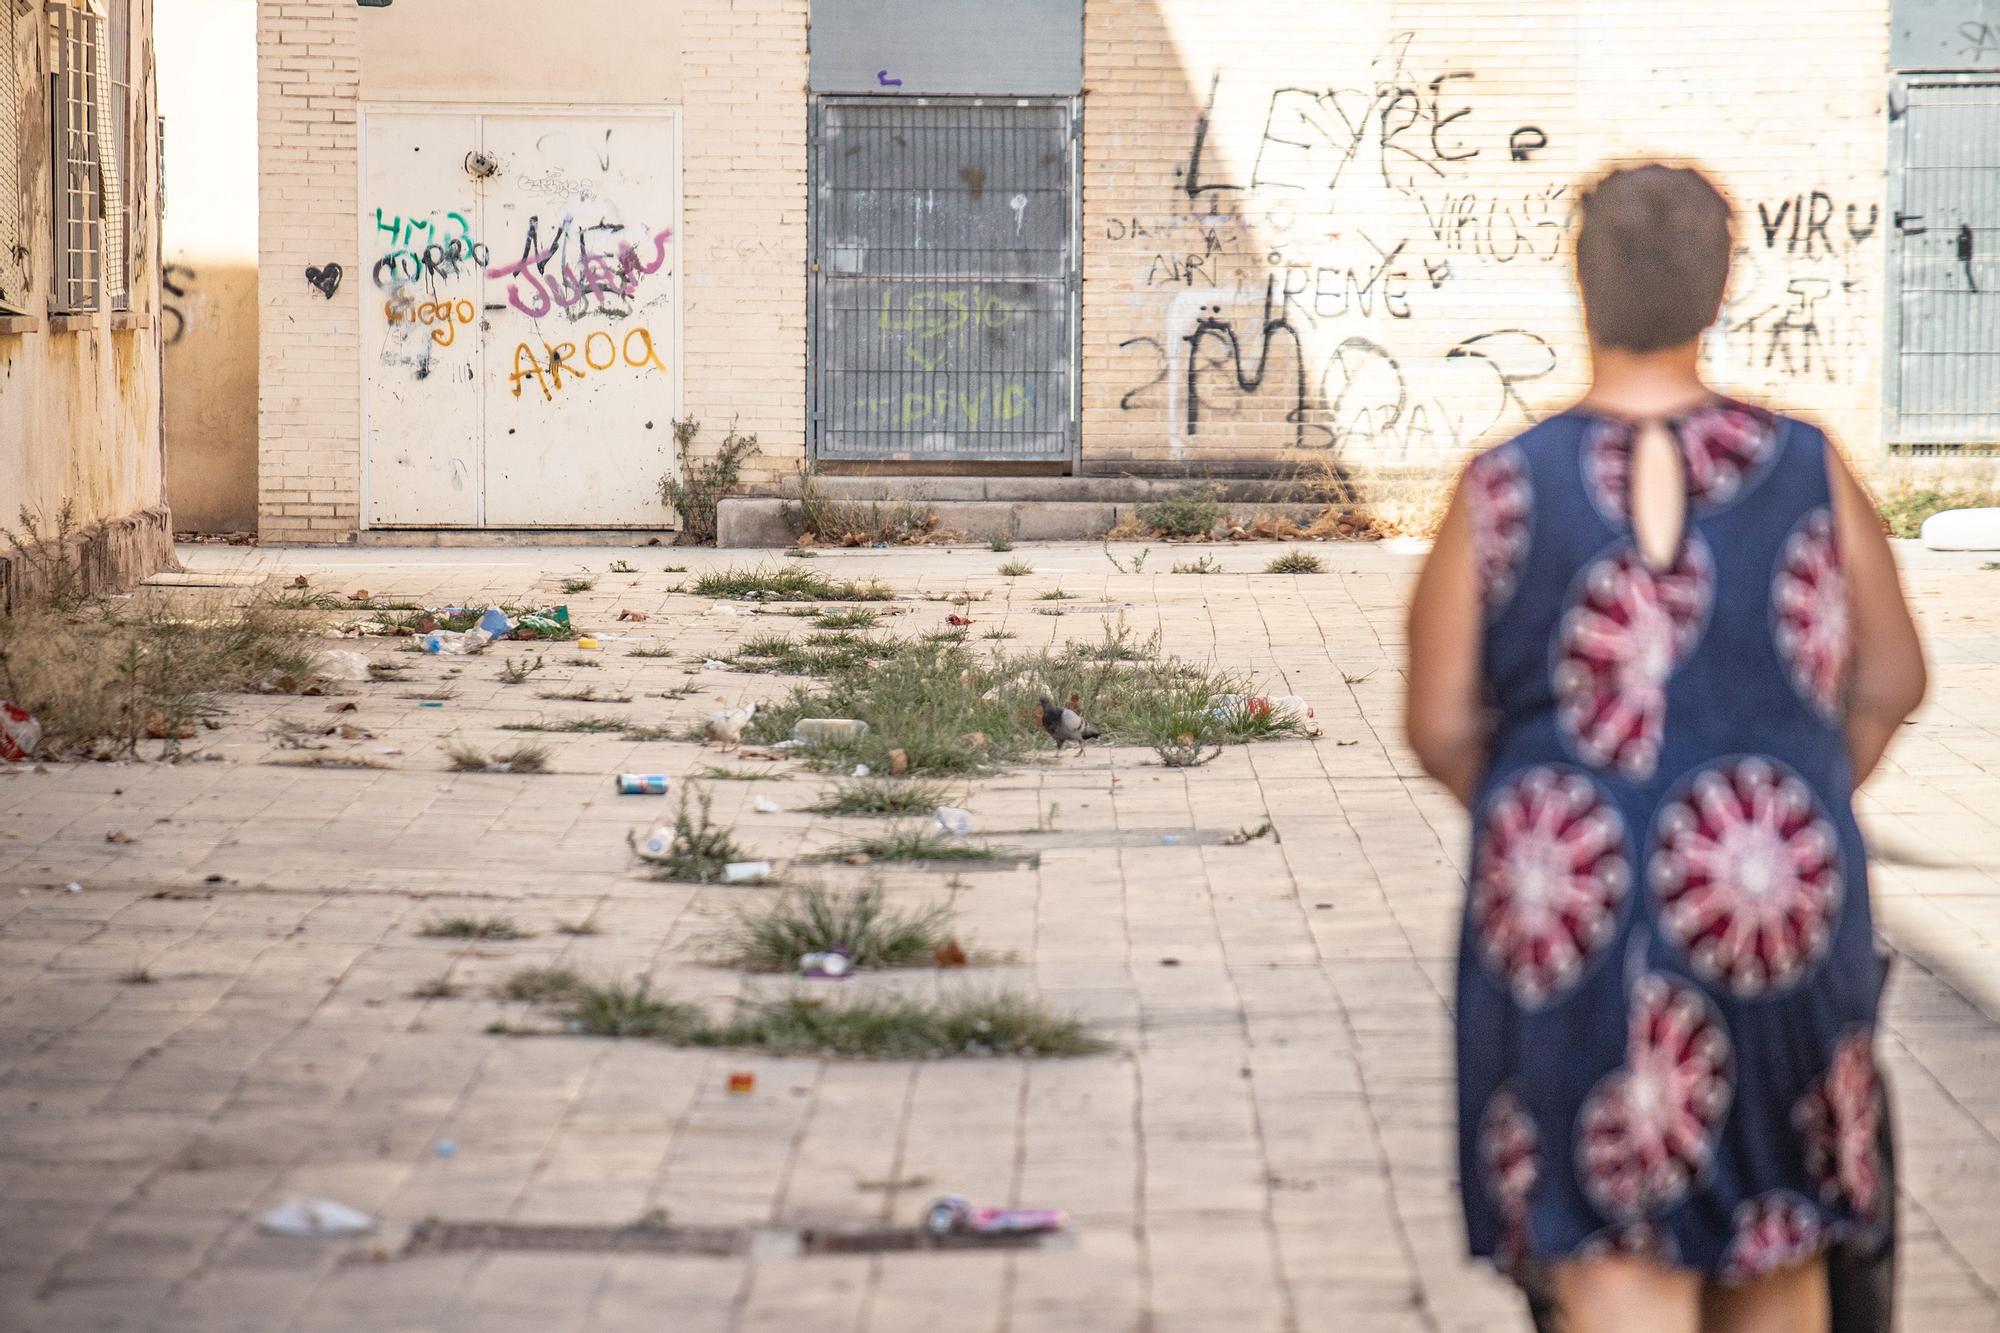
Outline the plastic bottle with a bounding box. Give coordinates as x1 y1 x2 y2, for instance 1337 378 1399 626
793 718 870 742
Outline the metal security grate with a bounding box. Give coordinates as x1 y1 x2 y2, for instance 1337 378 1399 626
50 1 103 313
0 0 26 312
1891 80 2000 445
97 0 131 309
811 98 1078 462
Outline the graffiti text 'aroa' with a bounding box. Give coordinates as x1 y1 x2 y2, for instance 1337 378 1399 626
386 298 478 348
509 328 668 401
486 226 674 319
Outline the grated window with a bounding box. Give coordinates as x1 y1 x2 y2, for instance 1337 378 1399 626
0 0 26 312
97 0 129 309
49 0 102 313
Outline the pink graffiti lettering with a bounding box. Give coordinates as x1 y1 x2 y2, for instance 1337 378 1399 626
487 227 674 319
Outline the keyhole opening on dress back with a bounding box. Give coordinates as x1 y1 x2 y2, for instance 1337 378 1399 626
1629 420 1689 574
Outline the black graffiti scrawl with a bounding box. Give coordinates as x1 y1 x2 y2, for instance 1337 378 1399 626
306 264 343 300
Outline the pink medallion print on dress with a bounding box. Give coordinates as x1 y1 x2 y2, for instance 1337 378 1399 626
1576 1221 1677 1264
1475 768 1630 1006
1677 402 1779 509
1793 1029 1883 1219
1577 974 1733 1219
1773 507 1849 718
1471 445 1534 610
1651 758 1843 997
1480 1087 1539 1266
1720 1193 1825 1284
1555 540 1713 780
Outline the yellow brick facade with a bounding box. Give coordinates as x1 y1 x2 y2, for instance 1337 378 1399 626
1081 0 1891 476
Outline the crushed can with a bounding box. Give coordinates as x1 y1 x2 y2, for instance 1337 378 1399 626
618 774 670 795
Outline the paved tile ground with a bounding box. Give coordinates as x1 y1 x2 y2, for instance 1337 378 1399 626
1 540 1996 1332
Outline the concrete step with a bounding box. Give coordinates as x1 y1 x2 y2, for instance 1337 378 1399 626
715 497 1338 547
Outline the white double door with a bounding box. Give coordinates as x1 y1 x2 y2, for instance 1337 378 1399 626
361 109 680 527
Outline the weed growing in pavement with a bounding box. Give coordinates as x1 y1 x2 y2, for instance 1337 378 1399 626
1264 551 1325 575
692 567 895 603
806 777 954 817
4 501 85 610
626 646 676 658
1343 671 1376 686
609 560 637 574
538 686 632 703
710 991 1105 1059
813 608 879 630
0 597 325 760
819 825 1006 864
569 657 603 669
1036 588 1074 602
998 560 1033 577
563 978 708 1040
785 467 945 546
446 741 552 774
402 688 460 702
1135 486 1222 539
555 919 602 936
412 975 463 999
1102 542 1151 574
721 884 954 972
659 418 759 545
497 966 584 1004
783 548 818 559
419 916 533 940
731 631 882 677
634 787 752 884
988 535 1014 552
1171 556 1223 575
500 715 627 734
698 764 786 782
118 966 156 985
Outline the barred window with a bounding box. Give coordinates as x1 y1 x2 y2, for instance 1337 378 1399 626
50 0 102 313
99 0 130 309
0 0 27 313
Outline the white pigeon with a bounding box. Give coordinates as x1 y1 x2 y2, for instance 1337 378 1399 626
705 702 758 750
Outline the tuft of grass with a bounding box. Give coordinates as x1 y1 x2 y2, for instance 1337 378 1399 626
402 688 460 702
1135 486 1222 539
635 787 752 884
988 535 1014 552
561 578 597 595
446 741 553 774
820 825 1005 864
710 991 1106 1059
806 777 952 817
783 548 818 559
1036 588 1074 602
627 646 676 659
699 764 786 782
609 560 637 574
1264 551 1325 575
555 919 603 936
412 975 463 999
733 631 884 677
722 884 954 972
813 609 878 630
4 501 85 610
563 978 708 1040
1102 542 1151 574
660 419 759 545
1171 555 1223 575
786 468 944 547
538 686 632 703
0 597 326 760
497 657 546 684
419 916 533 941
501 716 627 734
692 567 895 603
998 560 1033 577
118 966 156 985
498 965 584 1004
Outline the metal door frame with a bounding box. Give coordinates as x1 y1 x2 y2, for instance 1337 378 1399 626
807 94 1082 467
1882 71 2000 455
356 102 685 528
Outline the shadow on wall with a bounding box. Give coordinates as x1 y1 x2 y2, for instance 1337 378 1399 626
162 256 258 533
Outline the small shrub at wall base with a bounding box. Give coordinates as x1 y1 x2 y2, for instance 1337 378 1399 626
659 419 758 546
1134 487 1222 540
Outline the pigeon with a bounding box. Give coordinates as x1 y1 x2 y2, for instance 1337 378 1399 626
1038 695 1102 756
705 702 758 750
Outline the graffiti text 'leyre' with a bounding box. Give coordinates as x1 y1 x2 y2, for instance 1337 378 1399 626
508 327 668 401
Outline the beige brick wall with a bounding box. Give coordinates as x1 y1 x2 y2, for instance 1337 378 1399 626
256 0 360 542
682 0 810 490
1082 0 1890 477
254 0 806 540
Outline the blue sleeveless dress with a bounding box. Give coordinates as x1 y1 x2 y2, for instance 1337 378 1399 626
1456 401 1891 1283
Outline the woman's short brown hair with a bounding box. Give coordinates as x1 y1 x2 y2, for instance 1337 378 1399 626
1575 165 1733 352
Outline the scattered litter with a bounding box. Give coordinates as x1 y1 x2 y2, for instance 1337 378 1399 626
702 659 729 670
851 764 871 779
423 628 495 656
634 826 675 861
291 575 310 589
65 882 83 894
923 1196 1067 1239
1160 957 1181 967
514 607 571 638
727 1072 756 1095
105 831 137 845
576 638 601 651
752 795 780 814
933 939 969 968
888 747 910 776
722 861 773 884
1225 822 1275 846
798 951 851 979
617 610 650 622
0 702 42 762
618 774 671 796
315 651 371 681
1160 834 1180 846
433 1140 458 1159
1920 506 2000 551
348 589 371 602
259 1198 377 1238
418 700 445 709
793 718 869 742
933 807 973 837
326 701 358 713
945 613 974 627
476 607 513 640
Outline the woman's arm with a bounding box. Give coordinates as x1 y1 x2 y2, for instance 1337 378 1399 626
1404 473 1489 808
1827 447 1928 786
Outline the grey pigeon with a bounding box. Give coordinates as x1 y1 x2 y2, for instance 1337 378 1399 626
1038 695 1102 755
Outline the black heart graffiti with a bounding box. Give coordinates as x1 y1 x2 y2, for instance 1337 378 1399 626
305 264 343 299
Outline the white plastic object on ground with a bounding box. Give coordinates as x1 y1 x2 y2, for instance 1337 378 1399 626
851 764 871 778
1920 507 2000 551
0 701 42 762
635 827 675 862
934 806 973 837
793 718 870 742
258 1197 377 1238
752 795 780 814
723 861 773 884
314 650 371 681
